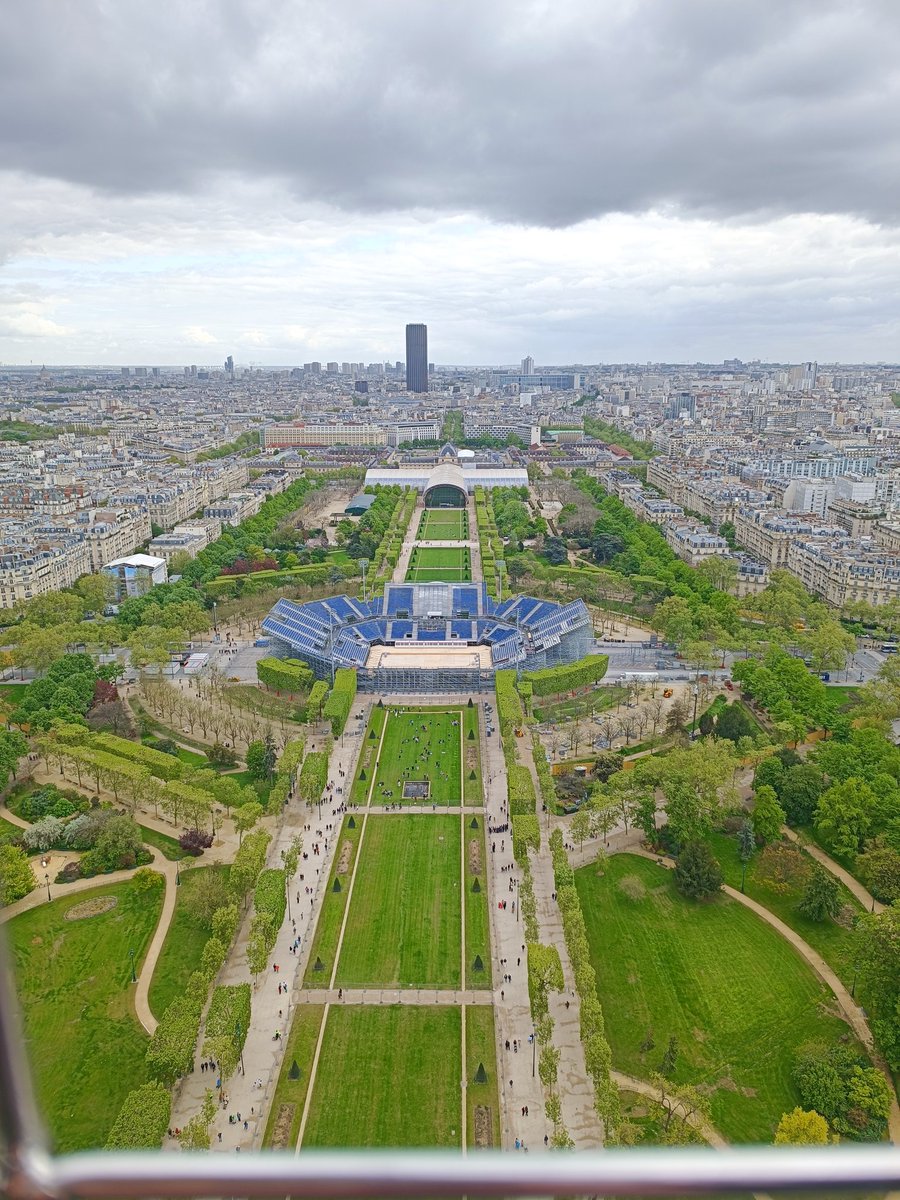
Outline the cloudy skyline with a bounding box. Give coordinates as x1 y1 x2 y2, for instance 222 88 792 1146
1 0 899 365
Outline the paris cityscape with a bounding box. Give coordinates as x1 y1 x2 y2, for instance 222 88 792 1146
1 0 900 1196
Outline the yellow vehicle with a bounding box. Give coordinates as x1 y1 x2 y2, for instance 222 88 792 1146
663 688 673 698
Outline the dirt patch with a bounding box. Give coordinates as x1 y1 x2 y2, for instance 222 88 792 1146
270 1104 295 1149
740 1086 757 1098
693 1028 707 1043
618 875 647 901
468 838 482 874
714 1077 738 1093
466 746 478 770
473 1105 493 1148
336 840 352 875
31 936 43 946
65 896 118 921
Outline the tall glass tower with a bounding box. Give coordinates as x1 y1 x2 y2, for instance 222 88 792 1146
405 323 428 392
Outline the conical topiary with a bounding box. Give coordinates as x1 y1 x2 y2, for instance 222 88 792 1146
288 1059 301 1080
474 1061 487 1084
370 730 377 739
472 878 481 893
467 698 474 708
359 769 366 780
469 769 476 780
332 878 342 892
473 955 484 972
348 815 356 828
470 816 478 828
313 956 324 972
468 730 475 740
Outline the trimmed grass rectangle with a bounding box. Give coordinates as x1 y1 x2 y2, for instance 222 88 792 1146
371 707 463 806
464 819 491 989
349 704 387 806
417 510 468 541
263 1004 325 1148
139 823 186 861
7 880 164 1151
406 546 471 582
336 815 461 988
575 853 857 1143
303 1005 462 1147
465 1005 500 1147
462 703 482 806
303 814 364 986
148 864 228 1019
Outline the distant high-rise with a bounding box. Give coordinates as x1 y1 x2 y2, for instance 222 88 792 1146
225 355 234 374
522 355 534 375
405 323 428 393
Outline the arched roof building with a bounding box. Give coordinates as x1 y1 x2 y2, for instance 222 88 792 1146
423 463 467 508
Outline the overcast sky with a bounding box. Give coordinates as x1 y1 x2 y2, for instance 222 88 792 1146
1 0 899 366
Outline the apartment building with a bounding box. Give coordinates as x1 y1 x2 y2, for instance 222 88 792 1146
787 538 900 607
263 422 388 449
149 517 222 563
733 508 846 569
204 490 263 527
665 522 730 567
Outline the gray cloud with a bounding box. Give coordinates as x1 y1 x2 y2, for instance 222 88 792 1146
1 0 899 227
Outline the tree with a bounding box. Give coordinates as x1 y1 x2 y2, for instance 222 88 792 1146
570 808 591 850
233 801 263 845
798 865 841 921
805 620 856 675
752 785 786 845
774 1108 831 1146
857 846 900 905
753 756 784 793
127 625 179 673
778 764 826 827
815 778 874 858
855 905 900 1069
542 536 568 566
0 844 36 905
178 1090 217 1150
737 818 756 893
651 1075 710 1145
659 1035 679 1078
245 740 268 781
696 555 738 595
674 841 723 900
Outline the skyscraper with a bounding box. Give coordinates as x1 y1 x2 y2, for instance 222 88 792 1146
405 323 428 392
522 355 534 375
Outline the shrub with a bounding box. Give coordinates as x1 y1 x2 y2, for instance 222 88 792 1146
508 763 537 815
146 992 204 1083
202 984 252 1079
105 1081 171 1149
323 668 357 735
256 657 314 694
512 814 541 862
254 868 286 943
179 828 214 856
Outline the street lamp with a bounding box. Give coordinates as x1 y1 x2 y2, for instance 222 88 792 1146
691 684 700 733
529 1031 536 1078
358 558 369 605
175 861 181 886
129 948 137 983
44 873 51 902
212 601 218 633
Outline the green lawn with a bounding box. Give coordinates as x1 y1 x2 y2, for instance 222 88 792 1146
406 546 471 582
0 682 31 704
139 823 185 861
823 685 860 709
148 865 228 1018
336 815 462 988
303 1005 462 1147
349 705 387 806
7 880 164 1151
227 769 274 806
143 737 209 769
463 704 482 806
417 510 468 541
464 818 491 989
575 853 857 1143
0 813 23 841
465 1005 500 1147
371 708 463 806
533 684 627 723
303 814 364 986
705 830 862 990
263 1004 325 1147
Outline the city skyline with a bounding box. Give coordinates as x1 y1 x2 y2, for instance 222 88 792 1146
1 0 899 364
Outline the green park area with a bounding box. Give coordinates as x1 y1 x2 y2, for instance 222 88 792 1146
147 864 229 1018
335 814 462 989
264 1003 325 1148
366 707 467 806
574 854 858 1143
406 545 471 582
417 509 468 541
7 880 163 1151
302 1005 463 1147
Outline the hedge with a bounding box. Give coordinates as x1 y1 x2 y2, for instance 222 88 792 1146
323 667 357 735
256 657 314 695
146 991 204 1084
495 670 525 738
548 828 619 1137
203 983 252 1078
519 854 539 943
527 943 564 1021
512 813 541 862
105 1081 171 1149
297 748 330 805
522 653 609 698
308 679 329 717
92 732 185 781
228 829 271 901
254 868 286 944
531 734 557 811
508 762 537 816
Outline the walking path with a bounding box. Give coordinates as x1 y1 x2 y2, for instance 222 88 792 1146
782 826 883 913
294 987 492 1006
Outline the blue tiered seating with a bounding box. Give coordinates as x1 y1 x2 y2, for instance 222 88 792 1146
450 620 473 639
324 595 361 622
387 587 414 616
417 628 445 641
390 620 414 639
451 586 479 616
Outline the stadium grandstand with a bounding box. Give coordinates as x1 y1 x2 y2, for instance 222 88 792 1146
261 583 593 692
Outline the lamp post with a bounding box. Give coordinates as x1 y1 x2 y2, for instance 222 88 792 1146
44 872 51 902
212 601 218 633
129 948 137 983
175 861 181 886
691 684 700 733
530 1031 536 1078
358 558 369 606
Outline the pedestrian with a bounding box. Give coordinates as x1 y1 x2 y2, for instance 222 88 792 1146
217 1132 222 1142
